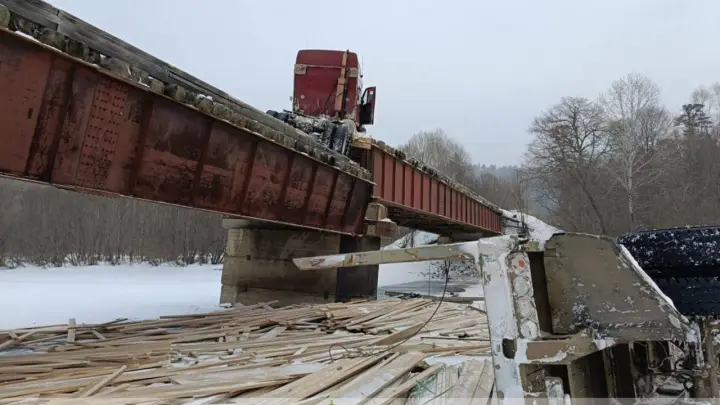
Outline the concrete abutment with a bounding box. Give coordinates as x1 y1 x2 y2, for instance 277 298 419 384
219 219 380 306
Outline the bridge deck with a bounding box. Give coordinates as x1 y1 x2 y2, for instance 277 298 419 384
353 145 502 235
0 29 371 235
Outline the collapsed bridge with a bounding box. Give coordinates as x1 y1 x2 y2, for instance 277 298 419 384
0 0 504 305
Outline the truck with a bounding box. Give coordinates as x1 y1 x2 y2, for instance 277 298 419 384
266 49 377 157
3 0 720 402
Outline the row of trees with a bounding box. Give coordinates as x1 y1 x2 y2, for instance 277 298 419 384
0 180 225 268
524 73 720 235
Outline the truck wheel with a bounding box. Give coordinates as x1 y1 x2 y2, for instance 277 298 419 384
320 124 335 149
342 136 351 156
331 126 349 154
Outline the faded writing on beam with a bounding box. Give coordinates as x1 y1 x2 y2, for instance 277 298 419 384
292 242 477 270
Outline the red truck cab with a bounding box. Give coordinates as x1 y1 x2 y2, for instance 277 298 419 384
293 49 376 128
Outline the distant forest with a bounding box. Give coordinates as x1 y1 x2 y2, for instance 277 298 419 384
522 74 720 235
0 179 225 268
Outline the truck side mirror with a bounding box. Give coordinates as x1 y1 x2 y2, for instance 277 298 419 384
359 86 376 125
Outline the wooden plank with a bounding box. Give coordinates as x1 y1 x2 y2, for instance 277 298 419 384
90 330 106 340
319 352 428 405
0 0 62 29
259 356 385 405
258 326 287 340
374 322 424 347
364 363 446 405
383 291 483 303
0 331 35 350
448 359 488 405
0 299 492 403
469 360 495 405
66 318 76 343
74 364 127 397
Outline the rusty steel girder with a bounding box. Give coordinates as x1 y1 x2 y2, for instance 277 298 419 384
0 29 372 234
366 145 503 235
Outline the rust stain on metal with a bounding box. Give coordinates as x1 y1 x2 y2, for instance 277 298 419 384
367 145 503 234
0 29 372 235
343 254 360 266
0 36 51 175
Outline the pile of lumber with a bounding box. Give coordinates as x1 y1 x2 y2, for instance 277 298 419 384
0 299 494 404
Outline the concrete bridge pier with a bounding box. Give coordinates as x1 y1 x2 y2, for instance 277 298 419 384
336 235 381 302
219 218 382 307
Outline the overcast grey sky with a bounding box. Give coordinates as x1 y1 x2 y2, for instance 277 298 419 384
50 0 720 166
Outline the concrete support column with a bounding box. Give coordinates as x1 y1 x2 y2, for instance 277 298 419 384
219 219 341 307
336 235 381 302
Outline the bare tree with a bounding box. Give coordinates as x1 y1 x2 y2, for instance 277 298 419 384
398 129 474 183
0 182 24 266
508 169 531 213
600 74 672 231
692 83 720 134
426 257 478 279
523 73 720 235
525 97 612 234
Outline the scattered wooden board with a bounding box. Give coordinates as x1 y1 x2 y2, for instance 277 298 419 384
0 299 493 404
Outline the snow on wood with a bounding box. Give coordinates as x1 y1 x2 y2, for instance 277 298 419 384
0 299 491 403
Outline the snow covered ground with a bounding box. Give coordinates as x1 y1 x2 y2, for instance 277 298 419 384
0 211 560 330
0 259 446 330
0 263 222 329
376 261 429 287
